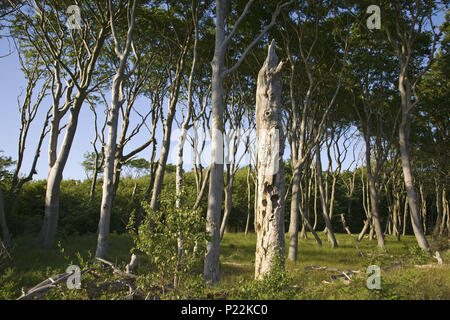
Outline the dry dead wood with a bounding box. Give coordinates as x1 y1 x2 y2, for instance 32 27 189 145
17 256 139 300
95 257 137 279
17 268 91 300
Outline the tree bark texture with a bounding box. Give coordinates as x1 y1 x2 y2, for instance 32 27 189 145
254 41 286 280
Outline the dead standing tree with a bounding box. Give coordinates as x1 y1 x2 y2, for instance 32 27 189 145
204 0 292 284
254 40 286 280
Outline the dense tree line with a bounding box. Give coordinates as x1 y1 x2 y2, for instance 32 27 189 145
0 160 446 243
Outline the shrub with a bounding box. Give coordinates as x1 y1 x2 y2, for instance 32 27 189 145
229 255 295 299
133 190 208 295
408 245 433 265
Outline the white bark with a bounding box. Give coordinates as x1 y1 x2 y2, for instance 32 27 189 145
254 41 286 280
39 33 108 248
365 146 386 250
150 37 189 212
96 0 137 259
204 0 291 284
398 74 430 251
41 93 86 248
384 6 433 252
315 144 338 248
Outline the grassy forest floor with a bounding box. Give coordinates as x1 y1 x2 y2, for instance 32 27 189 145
1 232 449 300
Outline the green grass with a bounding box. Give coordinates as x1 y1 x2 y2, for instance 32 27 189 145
1 232 449 299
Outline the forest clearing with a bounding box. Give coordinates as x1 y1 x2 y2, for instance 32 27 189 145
2 233 450 299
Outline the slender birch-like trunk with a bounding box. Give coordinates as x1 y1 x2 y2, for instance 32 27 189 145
39 29 107 249
41 94 85 248
96 0 137 259
432 181 443 239
245 163 252 235
203 0 226 282
315 145 338 248
366 161 386 249
398 74 430 251
0 188 9 245
150 37 189 212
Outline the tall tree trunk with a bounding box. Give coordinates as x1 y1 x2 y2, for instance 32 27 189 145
149 107 176 211
393 194 401 240
403 195 408 236
419 182 427 234
245 164 252 235
89 165 99 205
37 23 107 249
328 175 337 222
432 181 443 239
288 164 301 261
364 132 385 249
442 188 448 236
299 203 322 246
0 188 10 245
398 74 430 251
150 36 189 212
366 171 386 249
220 172 233 240
96 81 122 258
204 0 290 283
254 41 286 280
315 145 338 248
203 0 226 284
358 219 370 242
150 107 178 211
358 167 372 242
39 94 85 249
340 214 351 235
96 1 136 258
313 165 318 230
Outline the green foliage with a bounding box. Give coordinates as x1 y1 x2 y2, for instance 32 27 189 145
408 245 433 265
81 152 103 179
0 241 9 273
134 190 208 292
123 158 150 178
229 255 294 300
0 151 15 184
0 233 449 300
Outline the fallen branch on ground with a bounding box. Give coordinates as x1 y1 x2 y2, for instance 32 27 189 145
305 265 360 274
95 257 137 279
17 268 91 300
222 261 252 266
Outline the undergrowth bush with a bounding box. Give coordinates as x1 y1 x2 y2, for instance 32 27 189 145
133 190 208 295
408 245 433 265
228 256 294 299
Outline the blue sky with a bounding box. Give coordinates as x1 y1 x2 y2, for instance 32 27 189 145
0 9 446 181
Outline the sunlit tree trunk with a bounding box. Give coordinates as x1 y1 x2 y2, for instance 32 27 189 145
398 74 430 251
96 0 137 259
254 41 286 279
203 0 226 282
